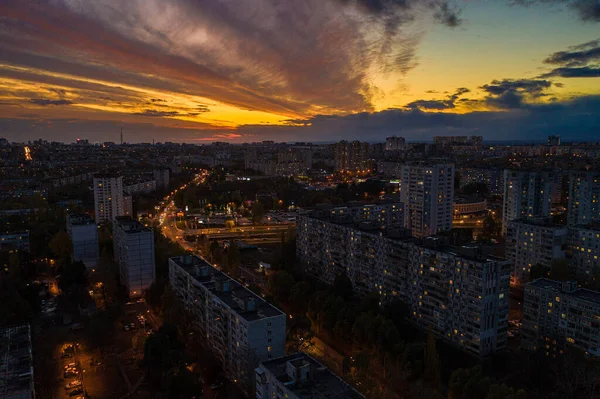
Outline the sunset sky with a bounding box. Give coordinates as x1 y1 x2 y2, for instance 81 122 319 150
1 0 599 143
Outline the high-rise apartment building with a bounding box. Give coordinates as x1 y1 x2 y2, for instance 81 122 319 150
93 173 124 224
1 324 35 399
505 218 568 284
400 164 454 237
502 170 553 234
547 135 561 146
522 278 600 357
66 213 99 269
334 141 370 173
567 171 600 226
255 352 366 399
113 216 155 298
385 136 406 151
153 168 170 190
459 167 504 196
569 225 600 279
169 255 286 393
297 215 510 356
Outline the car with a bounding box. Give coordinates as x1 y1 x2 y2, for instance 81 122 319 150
210 382 223 390
65 362 76 368
64 371 78 378
130 322 135 328
61 353 73 358
65 380 82 389
124 325 130 331
69 387 84 396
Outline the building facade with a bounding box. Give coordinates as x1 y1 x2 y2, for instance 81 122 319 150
0 324 35 399
66 213 99 269
459 167 504 196
93 174 124 224
569 225 600 279
334 141 370 173
153 168 170 190
123 179 157 195
522 278 600 357
113 217 155 298
169 255 286 393
385 136 406 151
297 215 510 356
255 352 365 399
505 218 568 284
400 164 454 237
502 170 553 234
567 171 600 226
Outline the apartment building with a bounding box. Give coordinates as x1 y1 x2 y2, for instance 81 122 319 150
66 213 99 269
123 179 157 195
153 168 170 190
505 218 568 284
297 215 510 356
0 324 35 399
385 136 406 151
569 225 600 279
334 140 370 173
568 171 600 226
93 173 124 224
502 170 553 234
169 255 286 393
113 217 155 298
400 163 454 237
459 167 504 196
0 231 30 252
255 352 365 399
522 278 600 357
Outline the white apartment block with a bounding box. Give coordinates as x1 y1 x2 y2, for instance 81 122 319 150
169 255 286 393
66 213 99 269
93 174 124 224
522 279 600 357
400 163 454 237
113 217 155 298
502 170 553 234
569 225 600 279
297 215 510 356
568 171 600 226
505 218 568 284
255 352 365 399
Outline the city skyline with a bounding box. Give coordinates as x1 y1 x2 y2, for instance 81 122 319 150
1 0 600 143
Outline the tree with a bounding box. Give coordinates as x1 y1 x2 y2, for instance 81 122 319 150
481 214 500 239
252 201 265 225
529 263 549 281
268 271 295 302
290 281 312 312
49 230 72 260
462 182 489 196
550 259 574 281
423 331 442 392
57 260 88 293
332 272 354 300
226 241 241 276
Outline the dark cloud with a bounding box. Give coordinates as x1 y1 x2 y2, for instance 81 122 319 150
541 66 600 78
150 98 166 102
196 105 210 113
29 98 74 106
481 79 552 97
544 40 600 66
133 109 180 117
510 0 600 22
405 87 470 110
434 1 463 27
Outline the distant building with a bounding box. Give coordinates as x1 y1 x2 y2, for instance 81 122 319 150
568 225 600 279
0 324 35 399
153 169 170 190
256 352 365 399
376 161 403 178
385 136 406 151
0 231 30 252
548 135 561 146
522 278 600 357
433 136 483 147
505 218 568 284
458 167 504 196
400 163 454 237
93 174 124 224
567 171 600 226
334 141 370 173
113 217 155 298
502 170 553 234
123 179 157 195
169 255 286 393
66 213 99 269
297 215 510 356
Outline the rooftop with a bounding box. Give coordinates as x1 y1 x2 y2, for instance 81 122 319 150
114 216 151 233
528 278 600 305
67 213 95 226
0 324 34 399
508 217 566 229
260 352 365 399
170 255 284 322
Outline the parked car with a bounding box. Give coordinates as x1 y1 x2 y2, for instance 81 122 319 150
69 387 84 396
210 382 223 390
